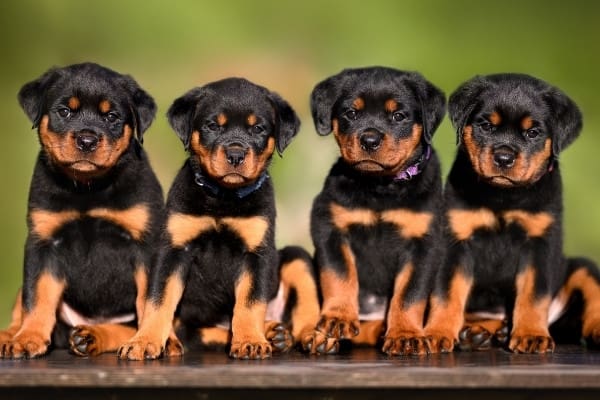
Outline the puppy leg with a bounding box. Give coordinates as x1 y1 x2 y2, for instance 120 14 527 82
315 242 360 340
425 270 473 353
230 270 271 359
383 265 429 356
118 274 185 360
2 272 65 359
555 258 600 345
509 266 554 353
69 323 136 356
0 288 23 343
278 247 321 350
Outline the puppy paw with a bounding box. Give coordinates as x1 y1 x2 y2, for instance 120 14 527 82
229 339 272 360
382 334 429 356
458 325 493 351
317 314 360 340
118 336 165 360
265 322 294 353
509 333 555 353
69 326 103 356
424 332 455 353
302 329 339 355
1 331 49 359
164 335 184 357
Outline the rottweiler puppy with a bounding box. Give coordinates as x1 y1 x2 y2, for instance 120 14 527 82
118 78 320 360
0 62 162 358
425 73 600 353
306 67 446 355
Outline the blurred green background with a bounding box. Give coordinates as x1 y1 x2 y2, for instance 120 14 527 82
0 0 598 325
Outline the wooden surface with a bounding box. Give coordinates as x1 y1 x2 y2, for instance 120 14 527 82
1 345 599 399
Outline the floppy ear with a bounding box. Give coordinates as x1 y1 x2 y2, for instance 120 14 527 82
167 87 205 150
543 88 582 157
18 67 60 128
269 92 300 155
310 72 346 135
119 75 157 144
407 73 446 143
448 76 489 143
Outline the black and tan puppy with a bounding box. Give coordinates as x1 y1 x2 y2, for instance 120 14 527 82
0 63 162 358
119 78 319 360
307 67 446 355
425 73 600 353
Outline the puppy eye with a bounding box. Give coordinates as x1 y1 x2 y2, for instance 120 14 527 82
479 122 493 131
392 112 406 122
57 107 71 118
344 109 358 120
205 122 219 131
525 128 540 139
251 125 264 134
105 112 119 123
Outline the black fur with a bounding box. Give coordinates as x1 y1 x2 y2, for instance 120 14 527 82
308 67 446 356
428 73 599 353
0 63 162 359
121 78 302 360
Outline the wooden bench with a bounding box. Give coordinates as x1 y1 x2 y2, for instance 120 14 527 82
1 345 599 399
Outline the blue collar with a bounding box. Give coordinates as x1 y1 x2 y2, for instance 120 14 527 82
194 171 269 198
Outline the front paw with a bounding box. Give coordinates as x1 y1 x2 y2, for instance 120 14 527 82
118 336 165 360
302 329 339 355
509 332 555 353
317 314 359 340
382 334 429 356
69 326 102 356
424 331 455 353
1 331 49 359
229 339 272 360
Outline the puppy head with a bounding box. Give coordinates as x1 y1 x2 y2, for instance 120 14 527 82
167 78 300 188
449 73 582 187
18 62 156 181
310 66 445 176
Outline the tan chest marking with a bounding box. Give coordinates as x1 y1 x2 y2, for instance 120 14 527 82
447 208 498 241
167 212 269 251
502 210 554 237
330 202 432 239
30 204 150 241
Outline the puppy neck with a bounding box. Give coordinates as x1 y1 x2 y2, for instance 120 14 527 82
393 144 432 182
192 167 269 199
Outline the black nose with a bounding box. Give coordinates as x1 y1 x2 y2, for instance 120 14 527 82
493 146 516 168
225 145 246 167
359 131 383 152
75 133 99 153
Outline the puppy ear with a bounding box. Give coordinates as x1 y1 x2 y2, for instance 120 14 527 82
310 73 345 135
120 75 157 144
18 67 60 127
448 76 489 143
543 88 582 156
167 88 205 150
407 73 446 143
269 92 300 155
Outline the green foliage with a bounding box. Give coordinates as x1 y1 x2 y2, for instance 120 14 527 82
1 0 599 324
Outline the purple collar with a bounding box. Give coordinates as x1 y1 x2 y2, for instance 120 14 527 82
393 145 431 181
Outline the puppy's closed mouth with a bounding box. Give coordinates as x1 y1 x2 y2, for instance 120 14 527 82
221 173 247 186
67 160 101 172
353 160 386 172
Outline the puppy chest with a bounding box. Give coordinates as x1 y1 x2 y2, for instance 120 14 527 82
166 212 271 252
